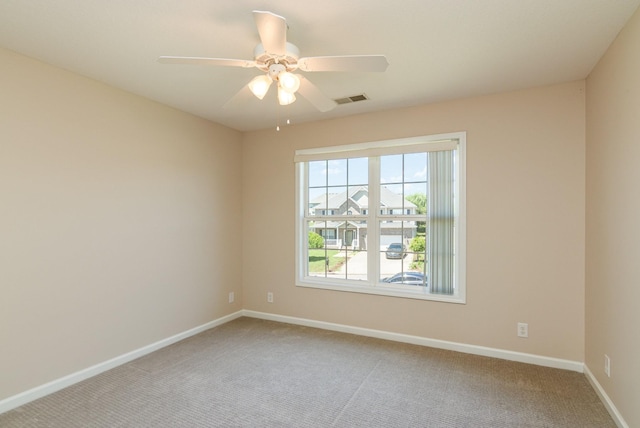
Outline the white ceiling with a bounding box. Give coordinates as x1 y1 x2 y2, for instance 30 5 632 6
1 1 638 132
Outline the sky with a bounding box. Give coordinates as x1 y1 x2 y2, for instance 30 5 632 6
308 153 429 200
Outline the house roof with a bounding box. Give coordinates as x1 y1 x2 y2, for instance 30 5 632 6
311 220 415 229
312 186 417 210
1 1 638 132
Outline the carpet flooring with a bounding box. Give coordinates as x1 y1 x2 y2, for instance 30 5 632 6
0 317 615 427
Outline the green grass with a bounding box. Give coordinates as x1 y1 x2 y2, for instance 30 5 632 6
308 249 350 272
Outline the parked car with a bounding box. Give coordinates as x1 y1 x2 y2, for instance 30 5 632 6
385 243 406 259
382 272 427 286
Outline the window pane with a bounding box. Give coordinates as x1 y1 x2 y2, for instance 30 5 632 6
308 187 325 216
348 157 368 186
307 220 367 281
307 220 358 279
307 220 328 278
380 154 431 217
309 220 337 246
379 221 407 279
327 159 347 186
308 161 327 188
405 221 427 284
309 158 369 218
380 184 403 214
328 186 347 216
404 182 427 215
342 221 367 281
346 185 369 215
309 186 346 216
380 154 402 184
403 152 427 183
343 250 367 281
379 221 424 285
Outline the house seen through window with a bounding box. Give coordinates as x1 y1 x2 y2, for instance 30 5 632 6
295 133 466 303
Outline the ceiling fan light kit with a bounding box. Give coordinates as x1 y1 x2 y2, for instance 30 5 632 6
278 71 300 93
277 86 296 105
247 75 273 100
159 10 388 112
255 63 301 105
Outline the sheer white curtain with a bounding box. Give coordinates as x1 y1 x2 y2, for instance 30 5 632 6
428 150 455 295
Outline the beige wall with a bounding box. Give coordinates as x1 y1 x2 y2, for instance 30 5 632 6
0 48 243 401
243 82 586 361
586 6 640 428
2 7 637 420
0 5 640 418
10 15 639 418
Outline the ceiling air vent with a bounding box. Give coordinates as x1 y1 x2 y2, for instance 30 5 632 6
334 94 369 105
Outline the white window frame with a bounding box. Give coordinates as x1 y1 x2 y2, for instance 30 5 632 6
294 132 466 303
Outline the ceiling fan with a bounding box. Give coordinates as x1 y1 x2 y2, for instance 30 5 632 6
158 10 389 112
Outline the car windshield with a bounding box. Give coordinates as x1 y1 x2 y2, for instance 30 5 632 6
388 244 402 250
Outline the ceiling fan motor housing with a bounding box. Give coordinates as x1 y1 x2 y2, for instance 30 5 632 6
268 63 286 80
254 42 300 72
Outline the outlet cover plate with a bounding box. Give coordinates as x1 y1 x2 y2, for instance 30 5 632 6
517 322 528 338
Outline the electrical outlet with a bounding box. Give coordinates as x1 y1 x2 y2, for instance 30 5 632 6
267 292 274 303
228 292 234 303
604 354 611 377
517 322 528 338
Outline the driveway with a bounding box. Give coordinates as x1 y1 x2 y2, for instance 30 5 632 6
335 247 414 280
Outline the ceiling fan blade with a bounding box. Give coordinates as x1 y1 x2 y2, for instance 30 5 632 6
253 10 287 56
222 83 256 110
297 55 389 72
158 56 256 68
296 75 337 112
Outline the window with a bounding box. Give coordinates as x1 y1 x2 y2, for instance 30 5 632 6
295 132 466 303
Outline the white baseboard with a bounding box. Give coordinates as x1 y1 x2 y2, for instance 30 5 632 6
242 310 585 372
0 309 594 417
584 365 628 428
0 310 244 415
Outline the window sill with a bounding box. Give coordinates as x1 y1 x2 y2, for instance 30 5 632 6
296 278 466 304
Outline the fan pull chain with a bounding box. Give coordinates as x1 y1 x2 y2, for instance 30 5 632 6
283 103 292 128
275 102 292 131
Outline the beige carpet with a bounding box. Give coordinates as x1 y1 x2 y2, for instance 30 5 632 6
0 317 615 427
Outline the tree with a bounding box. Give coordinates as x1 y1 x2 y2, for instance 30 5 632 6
406 193 427 234
308 231 324 249
409 235 425 253
409 235 426 270
406 193 427 215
